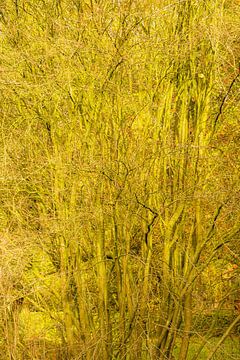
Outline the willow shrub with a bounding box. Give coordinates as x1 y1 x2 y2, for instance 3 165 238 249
0 0 239 359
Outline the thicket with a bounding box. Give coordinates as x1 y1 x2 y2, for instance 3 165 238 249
0 0 239 359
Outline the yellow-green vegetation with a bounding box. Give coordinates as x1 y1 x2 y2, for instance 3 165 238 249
0 0 239 359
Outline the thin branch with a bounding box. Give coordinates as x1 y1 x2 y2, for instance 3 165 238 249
213 73 240 132
135 194 158 246
206 203 224 240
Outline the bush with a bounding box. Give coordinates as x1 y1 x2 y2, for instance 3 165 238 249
192 310 240 337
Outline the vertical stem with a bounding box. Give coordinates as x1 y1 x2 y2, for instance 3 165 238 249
179 292 192 360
